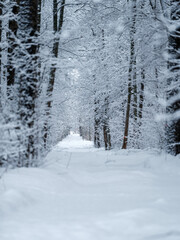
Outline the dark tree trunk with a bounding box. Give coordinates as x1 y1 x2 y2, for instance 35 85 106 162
136 68 145 148
122 0 137 149
103 96 111 150
7 0 19 95
17 0 40 166
0 1 3 166
122 64 132 149
0 0 3 108
101 29 111 150
166 0 180 155
37 0 42 33
44 0 65 148
139 69 145 121
94 97 101 148
79 126 83 137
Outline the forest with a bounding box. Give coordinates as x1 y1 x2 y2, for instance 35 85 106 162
0 1 180 240
0 0 179 168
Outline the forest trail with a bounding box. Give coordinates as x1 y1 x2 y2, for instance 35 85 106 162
1 134 180 240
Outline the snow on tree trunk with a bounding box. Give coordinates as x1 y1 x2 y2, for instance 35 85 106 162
7 0 19 98
16 0 40 166
122 0 137 149
166 0 180 155
43 0 65 149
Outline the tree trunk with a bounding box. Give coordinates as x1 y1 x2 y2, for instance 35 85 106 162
17 0 40 166
136 68 145 148
0 1 3 166
122 0 137 149
7 0 19 95
122 64 132 149
0 0 3 108
94 97 101 148
166 0 180 155
139 69 145 121
37 0 41 33
44 0 65 148
132 55 137 148
103 96 111 150
101 29 111 150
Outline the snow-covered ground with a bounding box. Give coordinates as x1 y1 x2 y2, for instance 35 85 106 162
1 133 180 240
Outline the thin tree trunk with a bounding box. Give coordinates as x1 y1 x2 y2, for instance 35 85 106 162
94 98 101 148
136 68 145 148
101 29 111 150
132 56 137 147
139 69 145 121
122 59 132 149
133 64 137 121
103 96 111 150
122 0 137 149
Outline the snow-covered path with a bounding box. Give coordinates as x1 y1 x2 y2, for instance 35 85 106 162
1 134 180 240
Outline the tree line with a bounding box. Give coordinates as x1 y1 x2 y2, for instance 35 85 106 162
0 0 179 169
